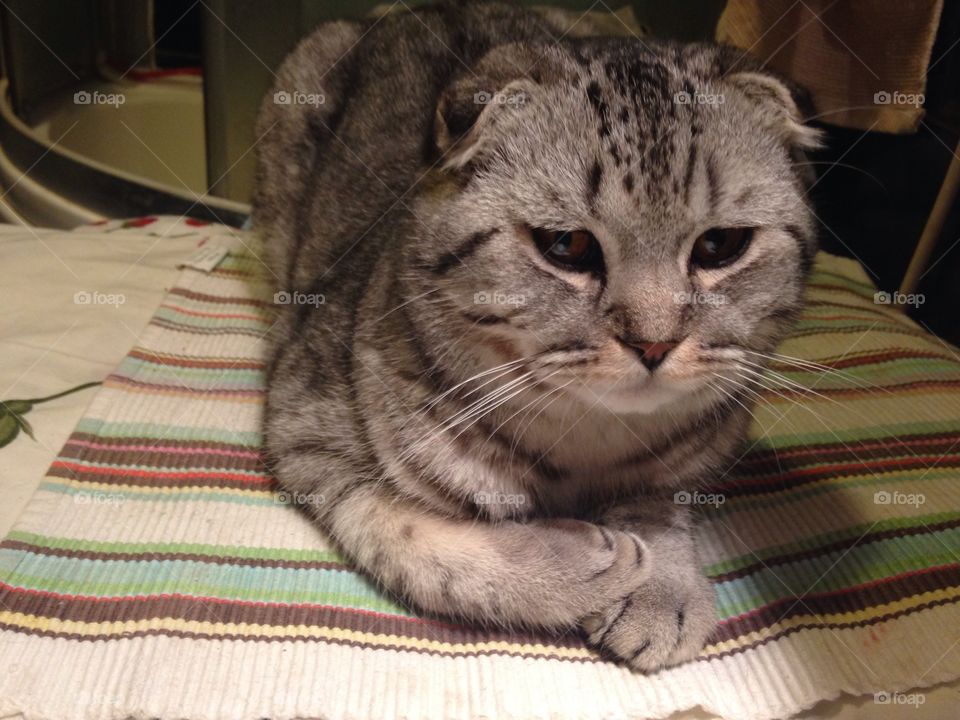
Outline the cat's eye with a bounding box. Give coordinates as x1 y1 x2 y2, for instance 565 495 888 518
531 228 603 273
691 227 755 268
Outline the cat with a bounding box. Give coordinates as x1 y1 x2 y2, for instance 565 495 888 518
253 0 820 671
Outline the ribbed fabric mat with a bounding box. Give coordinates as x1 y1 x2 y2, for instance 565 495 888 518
1 220 959 720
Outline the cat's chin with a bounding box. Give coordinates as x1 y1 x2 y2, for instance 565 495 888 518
569 375 707 416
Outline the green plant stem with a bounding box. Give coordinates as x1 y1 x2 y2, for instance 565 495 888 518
20 381 102 405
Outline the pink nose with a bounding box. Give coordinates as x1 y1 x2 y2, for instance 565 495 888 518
630 341 678 371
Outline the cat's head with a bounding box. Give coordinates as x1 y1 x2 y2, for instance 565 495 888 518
408 38 820 415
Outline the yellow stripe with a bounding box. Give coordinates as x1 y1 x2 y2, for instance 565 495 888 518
3 587 956 660
703 585 960 655
0 611 592 658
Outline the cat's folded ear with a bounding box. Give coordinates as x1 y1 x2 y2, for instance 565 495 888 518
718 47 823 151
434 43 557 169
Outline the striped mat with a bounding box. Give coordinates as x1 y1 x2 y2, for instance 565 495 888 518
1 222 959 720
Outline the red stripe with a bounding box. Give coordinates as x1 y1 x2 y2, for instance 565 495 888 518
725 454 959 489
159 303 267 322
50 460 270 485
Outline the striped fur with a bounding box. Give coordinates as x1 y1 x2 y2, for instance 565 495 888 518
251 1 822 669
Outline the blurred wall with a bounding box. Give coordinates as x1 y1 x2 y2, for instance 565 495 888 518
201 0 725 203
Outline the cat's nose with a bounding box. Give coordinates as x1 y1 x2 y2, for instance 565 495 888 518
626 340 678 372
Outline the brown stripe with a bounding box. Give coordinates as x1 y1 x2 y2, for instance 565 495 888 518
128 348 265 371
750 379 960 401
714 455 960 498
0 593 955 666
168 287 271 308
787 324 933 343
1 561 955 649
149 317 270 338
0 586 582 649
0 539 345 571
57 444 266 473
67 432 261 453
739 432 960 467
803 298 918 323
767 347 958 370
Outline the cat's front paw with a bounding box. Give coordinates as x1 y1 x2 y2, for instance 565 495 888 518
582 572 717 672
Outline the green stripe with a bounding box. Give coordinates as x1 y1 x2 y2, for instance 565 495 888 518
807 268 877 297
73 419 263 446
707 467 957 516
705 511 960 576
117 356 263 385
743 419 960 450
40 481 279 507
4 531 344 565
712 528 960 618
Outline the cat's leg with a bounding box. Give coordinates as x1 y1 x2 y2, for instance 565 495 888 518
582 496 717 671
317 481 651 630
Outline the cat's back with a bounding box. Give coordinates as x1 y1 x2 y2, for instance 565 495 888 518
253 1 556 290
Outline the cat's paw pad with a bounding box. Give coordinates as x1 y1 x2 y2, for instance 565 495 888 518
583 574 717 672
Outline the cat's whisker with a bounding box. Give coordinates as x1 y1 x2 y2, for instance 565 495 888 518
417 374 549 470
735 359 936 464
394 359 528 439
741 349 889 395
400 371 538 462
416 357 529 415
732 368 884 471
793 161 887 190
712 374 792 477
509 379 576 456
485 369 565 440
438 372 538 433
369 287 443 326
709 374 768 429
724 371 806 433
448 375 546 445
737 360 853 409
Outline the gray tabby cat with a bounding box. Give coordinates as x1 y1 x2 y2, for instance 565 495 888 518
253 0 820 671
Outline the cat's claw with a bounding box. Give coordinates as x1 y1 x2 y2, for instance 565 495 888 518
583 574 717 672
